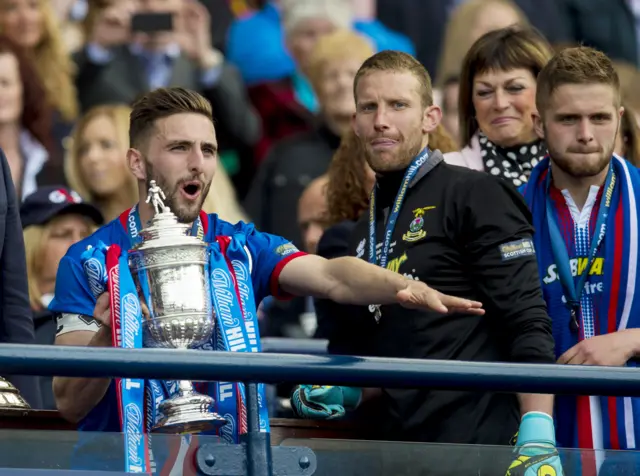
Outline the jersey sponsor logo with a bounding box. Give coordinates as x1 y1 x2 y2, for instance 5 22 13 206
386 252 408 273
499 238 536 261
356 239 365 258
402 207 435 242
543 257 605 285
274 243 298 257
128 212 138 239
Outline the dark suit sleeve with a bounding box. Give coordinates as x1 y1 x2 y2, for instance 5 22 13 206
202 62 262 149
453 175 555 365
0 148 42 407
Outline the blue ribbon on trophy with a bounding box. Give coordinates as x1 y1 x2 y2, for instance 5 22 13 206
80 182 269 474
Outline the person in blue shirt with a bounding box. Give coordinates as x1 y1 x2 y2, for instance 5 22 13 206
226 0 416 86
49 86 484 437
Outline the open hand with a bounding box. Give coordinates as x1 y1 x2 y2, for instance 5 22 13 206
557 330 638 366
396 281 484 315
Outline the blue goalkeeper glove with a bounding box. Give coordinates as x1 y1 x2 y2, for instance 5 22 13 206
291 385 361 420
506 412 564 476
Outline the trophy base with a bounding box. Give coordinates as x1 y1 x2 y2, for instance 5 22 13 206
152 393 228 435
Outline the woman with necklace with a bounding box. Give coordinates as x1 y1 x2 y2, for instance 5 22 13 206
445 27 553 187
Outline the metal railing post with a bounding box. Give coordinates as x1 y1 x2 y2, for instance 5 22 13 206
243 383 273 476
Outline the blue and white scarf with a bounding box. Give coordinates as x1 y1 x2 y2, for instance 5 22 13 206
81 230 269 474
522 155 640 473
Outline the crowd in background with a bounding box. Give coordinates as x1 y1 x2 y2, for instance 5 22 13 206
2 0 640 415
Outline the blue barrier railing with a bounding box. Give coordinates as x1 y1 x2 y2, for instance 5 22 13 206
260 338 328 355
2 343 640 475
1 343 639 396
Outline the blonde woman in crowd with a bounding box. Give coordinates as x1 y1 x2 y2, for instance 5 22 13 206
64 105 138 222
0 0 79 125
66 105 248 223
21 186 103 409
445 27 553 187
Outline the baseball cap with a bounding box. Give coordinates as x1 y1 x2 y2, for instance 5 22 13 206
20 186 104 229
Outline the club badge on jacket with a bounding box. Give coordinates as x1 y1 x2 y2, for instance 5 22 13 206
402 206 435 243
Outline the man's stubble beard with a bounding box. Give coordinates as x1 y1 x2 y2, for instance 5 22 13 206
145 160 211 224
547 128 616 179
363 130 424 174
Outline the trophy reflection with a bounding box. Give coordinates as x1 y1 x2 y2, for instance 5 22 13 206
128 180 227 434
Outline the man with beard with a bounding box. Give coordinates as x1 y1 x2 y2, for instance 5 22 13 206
48 87 483 467
293 50 563 476
522 47 640 475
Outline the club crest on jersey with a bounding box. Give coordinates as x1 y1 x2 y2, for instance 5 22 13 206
402 206 435 242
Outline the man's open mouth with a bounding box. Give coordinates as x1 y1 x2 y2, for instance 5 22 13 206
180 181 202 200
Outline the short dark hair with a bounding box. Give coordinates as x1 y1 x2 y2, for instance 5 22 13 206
353 50 433 108
458 27 553 146
129 87 213 149
536 46 621 117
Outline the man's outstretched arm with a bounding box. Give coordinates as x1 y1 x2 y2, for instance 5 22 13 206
278 255 484 315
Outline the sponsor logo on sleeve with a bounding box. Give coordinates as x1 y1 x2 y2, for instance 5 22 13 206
274 243 298 257
499 238 536 261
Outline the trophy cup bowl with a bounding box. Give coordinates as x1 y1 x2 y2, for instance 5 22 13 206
128 181 227 434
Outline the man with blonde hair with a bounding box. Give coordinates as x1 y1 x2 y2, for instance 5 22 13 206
49 86 482 472
296 49 561 476
523 46 640 474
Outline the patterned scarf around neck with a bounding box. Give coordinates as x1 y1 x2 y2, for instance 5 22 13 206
478 133 547 187
522 155 640 468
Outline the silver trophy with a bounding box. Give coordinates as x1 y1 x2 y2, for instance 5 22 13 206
128 180 227 434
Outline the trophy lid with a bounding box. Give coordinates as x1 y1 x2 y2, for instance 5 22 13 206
133 180 205 251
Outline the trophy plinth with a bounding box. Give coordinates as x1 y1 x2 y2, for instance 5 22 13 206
152 382 222 434
129 180 227 432
0 377 30 410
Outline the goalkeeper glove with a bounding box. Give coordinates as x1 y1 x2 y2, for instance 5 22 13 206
291 385 361 420
506 412 564 476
